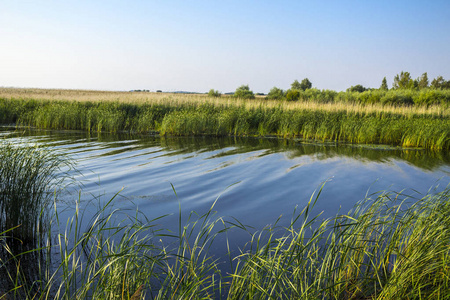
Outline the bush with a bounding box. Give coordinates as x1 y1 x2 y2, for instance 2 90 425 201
285 89 300 101
233 85 255 99
381 90 414 106
347 84 367 93
208 89 221 98
266 87 285 100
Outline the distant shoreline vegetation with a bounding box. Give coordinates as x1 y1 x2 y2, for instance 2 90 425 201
1 73 449 151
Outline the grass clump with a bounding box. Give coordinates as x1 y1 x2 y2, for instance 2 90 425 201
0 141 73 297
0 141 71 247
227 186 450 299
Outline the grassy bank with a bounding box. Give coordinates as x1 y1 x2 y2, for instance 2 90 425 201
1 88 449 150
1 143 450 299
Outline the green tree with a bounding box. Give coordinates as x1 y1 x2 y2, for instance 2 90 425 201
430 75 449 89
266 87 285 100
418 72 429 89
380 77 388 90
233 85 255 99
347 85 367 93
393 71 415 89
208 89 221 97
300 78 312 91
291 80 301 90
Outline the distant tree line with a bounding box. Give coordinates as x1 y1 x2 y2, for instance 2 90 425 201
348 72 450 92
204 72 450 106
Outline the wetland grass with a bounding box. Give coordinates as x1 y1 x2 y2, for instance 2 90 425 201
0 141 72 297
1 95 449 150
1 88 450 150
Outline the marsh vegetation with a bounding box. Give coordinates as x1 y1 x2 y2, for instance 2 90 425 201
1 87 449 150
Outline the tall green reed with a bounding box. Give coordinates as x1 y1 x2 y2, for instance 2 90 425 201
0 140 73 298
226 186 450 299
0 141 72 249
1 97 449 150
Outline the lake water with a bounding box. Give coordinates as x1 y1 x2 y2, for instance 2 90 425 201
1 127 450 253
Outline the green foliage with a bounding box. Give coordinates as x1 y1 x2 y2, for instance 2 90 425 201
208 89 221 97
0 142 73 296
290 80 301 90
291 78 312 91
300 78 312 90
347 84 367 93
418 72 429 89
228 186 450 299
393 71 416 90
266 87 285 100
431 75 450 89
1 95 449 149
380 77 388 90
285 89 300 101
0 142 72 247
233 85 255 99
380 90 414 106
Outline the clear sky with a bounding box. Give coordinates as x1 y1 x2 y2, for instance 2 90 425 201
1 1 449 93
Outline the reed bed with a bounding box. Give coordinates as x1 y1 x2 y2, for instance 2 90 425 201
0 141 73 297
1 88 450 150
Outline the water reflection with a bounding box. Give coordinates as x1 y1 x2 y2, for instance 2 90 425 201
3 127 449 172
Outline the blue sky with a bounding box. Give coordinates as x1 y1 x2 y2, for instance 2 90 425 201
1 1 449 93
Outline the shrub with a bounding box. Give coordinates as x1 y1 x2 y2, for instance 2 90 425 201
233 85 255 99
285 89 300 101
381 90 414 106
266 87 285 100
347 84 367 93
208 89 221 98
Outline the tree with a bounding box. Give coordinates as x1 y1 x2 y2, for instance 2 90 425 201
291 80 301 90
418 72 429 89
380 77 388 90
393 71 415 89
431 76 447 89
291 78 312 91
347 85 367 93
208 89 221 97
233 85 255 99
266 87 285 100
300 78 312 91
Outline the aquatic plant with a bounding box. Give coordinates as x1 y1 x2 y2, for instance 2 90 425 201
0 141 73 297
227 186 450 299
1 89 449 150
0 141 72 248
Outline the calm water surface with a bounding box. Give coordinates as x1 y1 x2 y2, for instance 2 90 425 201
2 127 450 249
